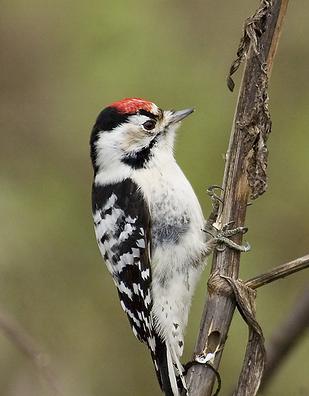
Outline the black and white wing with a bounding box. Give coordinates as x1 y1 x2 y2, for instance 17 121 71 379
92 177 186 396
92 178 154 345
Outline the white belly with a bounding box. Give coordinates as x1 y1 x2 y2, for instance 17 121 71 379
132 157 206 356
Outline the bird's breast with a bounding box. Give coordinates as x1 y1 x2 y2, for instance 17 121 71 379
150 195 191 249
131 161 205 264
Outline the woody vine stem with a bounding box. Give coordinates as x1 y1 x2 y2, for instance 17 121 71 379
183 1 304 396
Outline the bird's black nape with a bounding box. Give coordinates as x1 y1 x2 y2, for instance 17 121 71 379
89 106 129 171
93 106 129 132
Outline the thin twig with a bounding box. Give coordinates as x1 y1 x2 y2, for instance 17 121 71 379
246 254 309 289
0 310 64 396
259 288 309 392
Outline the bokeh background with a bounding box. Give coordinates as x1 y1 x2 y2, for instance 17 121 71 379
1 1 308 395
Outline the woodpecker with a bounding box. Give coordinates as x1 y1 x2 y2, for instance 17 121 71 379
90 98 247 395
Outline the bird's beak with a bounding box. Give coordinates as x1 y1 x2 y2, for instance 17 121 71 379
170 108 194 124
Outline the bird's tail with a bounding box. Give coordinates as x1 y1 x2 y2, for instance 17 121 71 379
150 335 188 396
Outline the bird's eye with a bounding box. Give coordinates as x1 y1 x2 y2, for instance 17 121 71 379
142 120 156 131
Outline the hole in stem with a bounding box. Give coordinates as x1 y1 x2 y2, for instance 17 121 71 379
207 330 221 354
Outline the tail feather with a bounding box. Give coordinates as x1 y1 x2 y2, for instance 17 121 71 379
170 345 187 394
166 345 179 395
151 337 174 396
150 336 187 396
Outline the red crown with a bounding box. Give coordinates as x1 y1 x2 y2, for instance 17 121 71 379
109 97 153 114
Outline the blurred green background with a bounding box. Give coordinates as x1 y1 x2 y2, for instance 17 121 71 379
1 1 308 395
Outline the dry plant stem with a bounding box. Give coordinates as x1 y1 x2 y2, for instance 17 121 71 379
228 258 308 395
246 254 309 290
259 288 309 392
0 310 64 396
186 1 289 395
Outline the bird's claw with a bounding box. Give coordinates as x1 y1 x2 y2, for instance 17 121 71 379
207 185 224 206
215 224 250 252
205 186 250 253
204 223 250 253
206 185 224 229
215 236 251 252
220 225 248 237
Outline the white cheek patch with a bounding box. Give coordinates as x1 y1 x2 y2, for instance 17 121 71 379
95 111 164 167
121 130 150 152
106 119 151 153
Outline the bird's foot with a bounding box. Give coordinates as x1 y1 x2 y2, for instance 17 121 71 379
207 185 224 212
205 185 224 228
204 221 251 254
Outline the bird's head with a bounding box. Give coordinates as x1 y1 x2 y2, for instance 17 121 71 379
90 97 194 173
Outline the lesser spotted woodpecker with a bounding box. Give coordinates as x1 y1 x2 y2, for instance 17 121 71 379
90 98 213 396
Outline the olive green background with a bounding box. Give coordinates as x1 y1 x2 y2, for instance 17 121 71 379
1 1 308 395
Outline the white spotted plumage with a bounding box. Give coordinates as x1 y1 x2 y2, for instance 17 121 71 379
90 98 209 396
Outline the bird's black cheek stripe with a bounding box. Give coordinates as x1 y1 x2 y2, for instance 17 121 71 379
121 148 153 169
121 136 158 170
